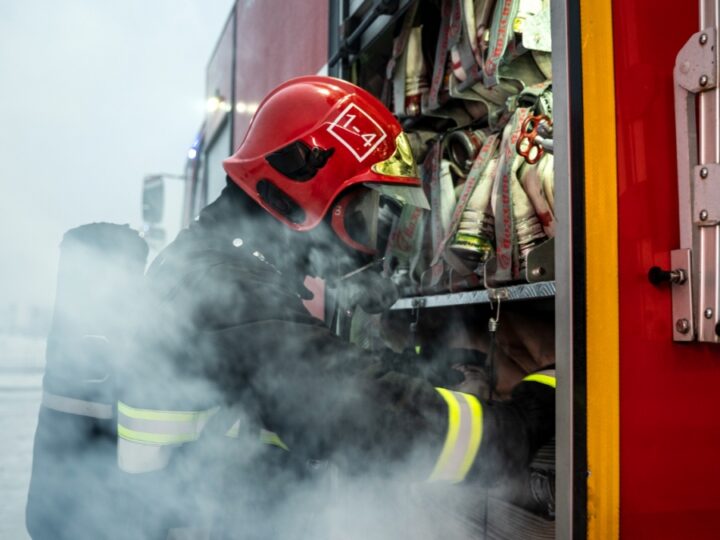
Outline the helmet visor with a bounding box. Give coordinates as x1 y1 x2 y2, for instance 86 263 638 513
371 132 419 179
364 183 430 210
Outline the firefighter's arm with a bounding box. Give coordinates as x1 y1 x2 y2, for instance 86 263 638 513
428 370 555 484
423 309 555 483
357 362 555 484
205 318 554 483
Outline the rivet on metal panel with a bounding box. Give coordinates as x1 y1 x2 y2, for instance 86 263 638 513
676 318 691 334
704 308 714 319
700 167 709 179
531 267 546 278
700 33 709 45
700 209 709 221
674 29 717 92
670 249 694 342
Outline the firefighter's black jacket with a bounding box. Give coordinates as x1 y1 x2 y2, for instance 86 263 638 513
120 183 554 536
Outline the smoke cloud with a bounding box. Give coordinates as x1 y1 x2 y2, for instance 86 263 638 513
23 195 555 539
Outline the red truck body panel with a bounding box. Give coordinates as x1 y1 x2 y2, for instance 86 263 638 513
614 2 720 537
232 0 328 149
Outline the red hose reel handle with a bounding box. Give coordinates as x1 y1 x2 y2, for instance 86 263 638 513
516 114 552 165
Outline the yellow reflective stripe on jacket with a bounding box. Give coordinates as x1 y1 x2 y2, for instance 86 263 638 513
428 388 483 483
117 401 218 446
522 369 556 388
117 425 199 445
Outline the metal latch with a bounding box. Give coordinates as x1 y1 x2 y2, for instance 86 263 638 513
672 27 720 342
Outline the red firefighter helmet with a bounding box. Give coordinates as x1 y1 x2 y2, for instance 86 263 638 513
223 76 427 252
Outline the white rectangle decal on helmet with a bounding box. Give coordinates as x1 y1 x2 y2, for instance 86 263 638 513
327 103 388 162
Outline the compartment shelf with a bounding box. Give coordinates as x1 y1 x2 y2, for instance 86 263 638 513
389 281 556 310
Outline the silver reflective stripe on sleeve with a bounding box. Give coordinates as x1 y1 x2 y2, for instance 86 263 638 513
522 368 556 388
42 390 113 419
428 388 483 483
117 402 219 474
117 437 176 474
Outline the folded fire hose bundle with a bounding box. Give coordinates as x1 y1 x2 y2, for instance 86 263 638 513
379 0 554 293
346 2 557 535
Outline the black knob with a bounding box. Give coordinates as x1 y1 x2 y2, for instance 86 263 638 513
648 266 671 285
648 266 687 285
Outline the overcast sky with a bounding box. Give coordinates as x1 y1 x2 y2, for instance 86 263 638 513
0 0 234 310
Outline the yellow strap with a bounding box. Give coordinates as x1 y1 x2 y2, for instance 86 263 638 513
225 421 240 438
260 429 290 451
523 373 557 388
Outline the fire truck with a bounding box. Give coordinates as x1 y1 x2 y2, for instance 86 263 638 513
140 0 720 538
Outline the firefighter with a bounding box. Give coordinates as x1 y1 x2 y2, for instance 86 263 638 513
116 76 555 539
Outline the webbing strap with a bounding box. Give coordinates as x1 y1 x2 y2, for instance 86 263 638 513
117 402 219 445
429 388 483 483
476 0 497 49
484 0 520 87
426 141 449 288
523 368 556 388
427 0 454 110
42 390 113 420
384 0 420 113
451 0 483 87
493 107 531 281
